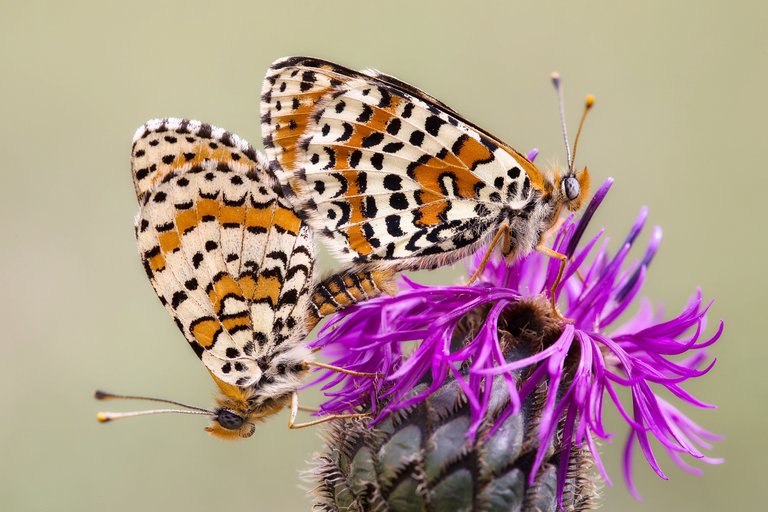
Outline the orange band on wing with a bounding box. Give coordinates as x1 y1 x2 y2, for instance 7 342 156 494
272 207 302 234
147 252 166 272
175 209 198 234
220 205 247 225
169 145 236 171
273 90 329 170
208 274 244 314
145 143 248 189
191 318 220 348
197 199 219 219
347 224 373 255
221 314 251 332
410 156 483 200
252 275 281 305
245 205 301 235
451 137 492 178
158 231 181 253
238 274 282 306
414 188 449 227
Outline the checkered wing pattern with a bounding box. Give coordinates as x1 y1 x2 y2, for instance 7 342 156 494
132 118 314 387
261 57 545 270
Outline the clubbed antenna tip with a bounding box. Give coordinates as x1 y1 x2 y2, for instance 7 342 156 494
96 412 112 423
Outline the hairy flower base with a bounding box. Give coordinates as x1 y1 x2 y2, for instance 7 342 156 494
309 346 599 512
308 179 723 504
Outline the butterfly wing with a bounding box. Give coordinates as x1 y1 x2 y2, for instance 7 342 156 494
261 58 547 270
132 119 314 387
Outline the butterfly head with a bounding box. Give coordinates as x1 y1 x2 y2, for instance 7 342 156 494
205 344 312 438
204 368 300 440
556 166 591 212
205 407 255 439
205 395 291 440
94 370 299 441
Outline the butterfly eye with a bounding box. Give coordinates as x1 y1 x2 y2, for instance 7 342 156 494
217 409 245 430
562 176 580 201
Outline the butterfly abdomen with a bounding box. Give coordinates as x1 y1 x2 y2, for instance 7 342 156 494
307 269 397 330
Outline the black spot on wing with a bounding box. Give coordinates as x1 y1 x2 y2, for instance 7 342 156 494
389 193 408 210
361 132 384 148
386 215 404 237
322 147 336 170
370 153 384 170
349 150 362 169
424 115 446 136
364 196 377 218
386 118 402 136
362 223 380 248
377 87 392 108
336 122 353 142
383 174 402 191
357 104 373 123
409 130 425 147
171 290 188 308
382 142 404 153
480 136 499 152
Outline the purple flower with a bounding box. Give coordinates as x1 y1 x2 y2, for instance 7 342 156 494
308 179 723 504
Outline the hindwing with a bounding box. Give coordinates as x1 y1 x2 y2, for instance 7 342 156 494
132 118 314 387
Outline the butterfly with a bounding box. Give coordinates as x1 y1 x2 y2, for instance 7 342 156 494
260 57 593 315
96 118 395 439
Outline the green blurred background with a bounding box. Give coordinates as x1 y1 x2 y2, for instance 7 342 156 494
1 1 765 510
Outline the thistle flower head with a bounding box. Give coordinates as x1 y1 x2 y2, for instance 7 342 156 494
308 179 723 504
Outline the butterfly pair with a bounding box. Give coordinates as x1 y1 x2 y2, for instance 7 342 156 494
96 57 592 439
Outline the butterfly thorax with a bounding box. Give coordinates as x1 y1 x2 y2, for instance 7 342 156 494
501 190 557 261
497 163 591 261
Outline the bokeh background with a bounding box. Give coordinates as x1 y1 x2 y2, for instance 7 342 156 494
1 1 765 510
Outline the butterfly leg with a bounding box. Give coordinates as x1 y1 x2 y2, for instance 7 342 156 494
304 360 383 378
535 245 573 323
467 223 511 286
288 392 372 429
538 217 585 283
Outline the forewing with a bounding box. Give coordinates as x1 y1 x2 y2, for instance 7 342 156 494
132 119 313 387
297 85 536 268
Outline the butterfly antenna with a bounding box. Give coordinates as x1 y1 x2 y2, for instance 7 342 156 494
551 72 572 170
97 409 211 422
571 95 595 172
94 389 213 423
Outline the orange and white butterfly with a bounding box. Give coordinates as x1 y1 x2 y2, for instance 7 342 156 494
96 118 394 439
260 57 592 312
